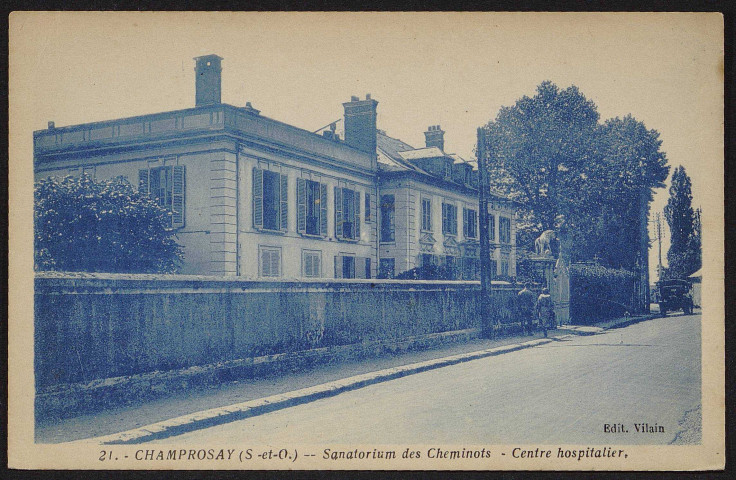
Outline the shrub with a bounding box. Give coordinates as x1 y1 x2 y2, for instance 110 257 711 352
34 174 184 273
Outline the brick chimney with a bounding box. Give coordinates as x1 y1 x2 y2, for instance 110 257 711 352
194 54 223 106
424 125 445 151
343 94 378 154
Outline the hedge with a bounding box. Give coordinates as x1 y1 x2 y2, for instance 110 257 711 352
570 263 636 324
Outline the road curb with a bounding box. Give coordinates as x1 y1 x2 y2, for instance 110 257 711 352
91 337 555 445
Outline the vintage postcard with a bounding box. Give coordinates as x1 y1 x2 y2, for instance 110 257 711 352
8 12 724 470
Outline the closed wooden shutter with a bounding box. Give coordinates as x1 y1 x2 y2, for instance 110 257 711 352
355 257 366 279
138 169 149 195
442 203 448 234
365 193 371 222
272 250 281 276
334 187 343 239
334 255 343 278
280 174 288 231
297 178 306 234
172 165 185 228
365 258 371 279
354 191 361 240
463 208 469 237
252 167 263 229
319 183 328 237
313 254 321 277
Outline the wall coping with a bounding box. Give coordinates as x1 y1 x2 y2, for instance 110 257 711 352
35 271 518 294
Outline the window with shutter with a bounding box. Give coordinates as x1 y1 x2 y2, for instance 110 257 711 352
464 207 476 239
442 202 457 235
342 188 355 239
421 198 432 232
257 169 284 231
139 165 186 228
499 216 511 244
259 246 281 277
380 194 395 242
302 250 322 278
343 255 355 279
488 214 496 241
334 186 358 240
354 191 360 240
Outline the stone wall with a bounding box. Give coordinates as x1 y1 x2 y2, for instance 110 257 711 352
34 273 519 390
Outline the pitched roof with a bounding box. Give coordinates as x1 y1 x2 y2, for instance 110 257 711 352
398 147 444 160
376 130 429 174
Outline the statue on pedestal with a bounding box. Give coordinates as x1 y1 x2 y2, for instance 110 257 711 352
534 229 557 257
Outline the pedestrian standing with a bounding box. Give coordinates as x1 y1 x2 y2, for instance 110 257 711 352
536 287 555 338
517 282 536 335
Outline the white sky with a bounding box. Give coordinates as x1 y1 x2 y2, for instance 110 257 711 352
10 12 723 280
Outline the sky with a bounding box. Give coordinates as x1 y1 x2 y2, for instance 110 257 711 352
9 12 723 280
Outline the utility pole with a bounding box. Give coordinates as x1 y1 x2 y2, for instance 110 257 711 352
477 127 492 337
639 161 650 313
655 212 663 280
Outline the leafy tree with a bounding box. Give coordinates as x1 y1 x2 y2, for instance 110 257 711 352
484 81 600 237
35 174 183 273
663 166 701 278
483 82 669 271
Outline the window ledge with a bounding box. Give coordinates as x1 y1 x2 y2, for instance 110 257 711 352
255 228 286 236
336 238 360 244
299 233 327 240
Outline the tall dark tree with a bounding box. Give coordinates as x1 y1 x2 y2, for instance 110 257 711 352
664 166 701 278
587 115 669 269
35 174 184 273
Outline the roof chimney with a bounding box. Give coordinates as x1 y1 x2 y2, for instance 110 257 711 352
194 54 223 107
424 125 445 151
343 94 378 155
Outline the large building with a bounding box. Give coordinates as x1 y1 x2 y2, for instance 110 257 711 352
33 55 516 280
375 128 516 279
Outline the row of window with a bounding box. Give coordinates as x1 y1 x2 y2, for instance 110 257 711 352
259 246 512 280
254 167 371 241
259 246 373 279
419 197 511 243
135 165 512 247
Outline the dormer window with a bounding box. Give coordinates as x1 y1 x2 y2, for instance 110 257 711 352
444 161 452 178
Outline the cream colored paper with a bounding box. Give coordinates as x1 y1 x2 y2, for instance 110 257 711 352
9 11 724 470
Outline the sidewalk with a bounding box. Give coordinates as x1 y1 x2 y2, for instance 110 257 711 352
37 314 655 443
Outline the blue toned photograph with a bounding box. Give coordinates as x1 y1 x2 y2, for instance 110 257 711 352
11 12 723 471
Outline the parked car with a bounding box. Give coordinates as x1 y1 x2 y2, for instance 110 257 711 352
656 279 694 316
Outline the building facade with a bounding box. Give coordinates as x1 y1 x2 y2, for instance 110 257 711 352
375 128 517 279
33 54 516 280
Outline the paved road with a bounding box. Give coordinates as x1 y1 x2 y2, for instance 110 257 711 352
155 314 701 445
